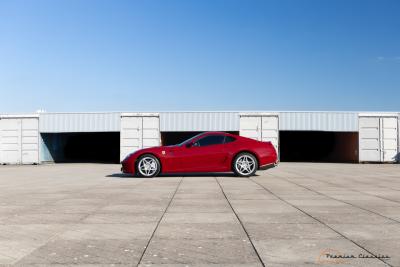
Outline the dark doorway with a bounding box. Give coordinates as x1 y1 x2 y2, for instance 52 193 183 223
41 132 120 163
161 131 240 146
279 131 358 162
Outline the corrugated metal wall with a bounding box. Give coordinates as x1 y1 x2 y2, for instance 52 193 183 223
161 111 358 132
38 111 360 133
40 112 121 133
279 112 358 132
160 112 239 131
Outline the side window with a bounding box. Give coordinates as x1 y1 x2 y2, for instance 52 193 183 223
194 135 225 147
224 136 236 143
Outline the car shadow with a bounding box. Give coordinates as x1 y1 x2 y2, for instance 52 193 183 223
106 173 138 178
107 172 259 178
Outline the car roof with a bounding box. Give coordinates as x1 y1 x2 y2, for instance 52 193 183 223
202 131 233 136
200 132 246 140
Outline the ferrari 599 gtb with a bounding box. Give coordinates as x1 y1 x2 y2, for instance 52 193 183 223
121 132 278 177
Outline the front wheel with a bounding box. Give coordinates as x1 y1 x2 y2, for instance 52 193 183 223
136 154 161 177
233 153 258 177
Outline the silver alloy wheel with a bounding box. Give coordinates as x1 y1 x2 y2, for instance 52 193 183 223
235 155 256 176
138 156 158 177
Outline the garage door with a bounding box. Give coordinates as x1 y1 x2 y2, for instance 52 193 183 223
120 114 160 161
0 117 39 164
240 114 279 152
359 116 398 162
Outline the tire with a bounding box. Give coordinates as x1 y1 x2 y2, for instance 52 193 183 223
232 152 258 177
136 154 161 178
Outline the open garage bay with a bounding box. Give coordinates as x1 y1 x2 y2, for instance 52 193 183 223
0 163 399 266
280 131 359 163
41 132 120 163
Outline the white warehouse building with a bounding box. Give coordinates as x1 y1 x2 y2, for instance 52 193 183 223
0 111 399 165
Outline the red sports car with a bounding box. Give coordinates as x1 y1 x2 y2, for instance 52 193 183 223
121 132 278 177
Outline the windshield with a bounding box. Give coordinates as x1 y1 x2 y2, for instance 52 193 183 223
177 133 205 146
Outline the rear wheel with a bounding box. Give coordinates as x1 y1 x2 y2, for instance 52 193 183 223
136 154 161 177
233 152 258 177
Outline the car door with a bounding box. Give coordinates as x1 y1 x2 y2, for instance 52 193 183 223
175 134 229 172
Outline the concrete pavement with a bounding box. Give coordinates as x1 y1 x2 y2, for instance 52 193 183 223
0 163 399 266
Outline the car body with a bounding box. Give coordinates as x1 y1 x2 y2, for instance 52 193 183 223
121 132 278 177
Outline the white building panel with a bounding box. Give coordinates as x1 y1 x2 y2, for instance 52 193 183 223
359 117 380 162
240 113 279 153
21 118 39 164
359 114 398 162
382 117 398 162
239 116 261 140
261 116 279 151
120 116 142 161
120 113 160 161
0 119 21 164
360 139 379 150
0 116 39 164
143 117 160 149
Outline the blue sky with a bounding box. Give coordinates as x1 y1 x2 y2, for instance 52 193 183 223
0 0 399 113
